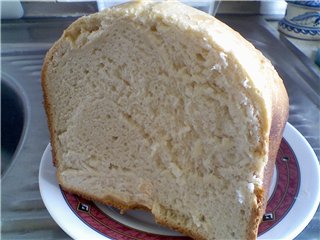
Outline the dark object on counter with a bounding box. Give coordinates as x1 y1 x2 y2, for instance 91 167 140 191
315 48 320 67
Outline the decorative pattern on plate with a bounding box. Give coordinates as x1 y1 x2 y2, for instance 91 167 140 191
60 138 300 239
62 191 191 239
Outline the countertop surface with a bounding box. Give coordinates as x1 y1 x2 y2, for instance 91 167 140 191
1 15 320 239
267 20 320 75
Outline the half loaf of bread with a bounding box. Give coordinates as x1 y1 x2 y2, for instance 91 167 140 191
42 1 289 239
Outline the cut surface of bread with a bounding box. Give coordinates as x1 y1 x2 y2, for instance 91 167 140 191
42 1 289 240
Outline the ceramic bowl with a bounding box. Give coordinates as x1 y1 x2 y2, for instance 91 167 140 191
278 0 320 40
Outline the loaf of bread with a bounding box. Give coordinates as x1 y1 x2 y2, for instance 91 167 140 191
42 1 289 239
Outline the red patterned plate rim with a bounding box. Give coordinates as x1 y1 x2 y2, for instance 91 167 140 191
39 123 320 240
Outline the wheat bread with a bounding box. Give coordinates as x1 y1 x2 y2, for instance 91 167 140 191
42 1 289 239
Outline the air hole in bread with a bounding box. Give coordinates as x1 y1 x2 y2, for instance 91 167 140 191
196 53 205 62
150 25 157 32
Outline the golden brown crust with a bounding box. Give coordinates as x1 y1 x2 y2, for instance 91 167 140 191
41 44 59 167
246 69 289 239
247 188 264 240
60 184 150 213
155 215 206 240
263 74 289 205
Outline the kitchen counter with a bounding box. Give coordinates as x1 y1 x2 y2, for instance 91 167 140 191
267 21 320 75
1 15 319 239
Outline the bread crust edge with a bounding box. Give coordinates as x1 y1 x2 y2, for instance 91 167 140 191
246 71 289 239
58 183 206 240
41 42 61 168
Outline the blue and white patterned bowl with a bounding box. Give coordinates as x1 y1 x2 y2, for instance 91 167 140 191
278 0 320 40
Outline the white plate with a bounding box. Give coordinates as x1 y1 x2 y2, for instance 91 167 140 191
39 123 320 240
